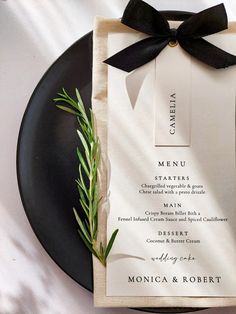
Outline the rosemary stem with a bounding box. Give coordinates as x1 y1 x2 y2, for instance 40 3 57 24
54 88 118 267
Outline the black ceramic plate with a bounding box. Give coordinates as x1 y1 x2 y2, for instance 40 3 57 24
17 11 206 314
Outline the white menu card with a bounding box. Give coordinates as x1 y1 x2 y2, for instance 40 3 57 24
106 26 236 297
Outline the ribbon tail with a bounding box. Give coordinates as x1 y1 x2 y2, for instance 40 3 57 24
104 36 169 72
126 60 154 108
180 38 236 69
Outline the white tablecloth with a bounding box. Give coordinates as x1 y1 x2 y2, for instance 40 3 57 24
0 1 235 313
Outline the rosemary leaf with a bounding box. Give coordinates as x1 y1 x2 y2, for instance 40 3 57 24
77 229 98 257
73 208 92 244
76 148 90 177
75 88 84 109
55 105 79 116
105 229 119 259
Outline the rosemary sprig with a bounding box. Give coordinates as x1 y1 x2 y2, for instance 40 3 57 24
54 88 118 266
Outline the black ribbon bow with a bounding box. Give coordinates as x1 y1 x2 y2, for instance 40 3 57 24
104 0 236 72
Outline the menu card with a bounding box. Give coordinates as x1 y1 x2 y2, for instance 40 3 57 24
106 24 236 297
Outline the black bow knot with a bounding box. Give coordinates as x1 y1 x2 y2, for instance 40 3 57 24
104 0 236 72
169 28 178 42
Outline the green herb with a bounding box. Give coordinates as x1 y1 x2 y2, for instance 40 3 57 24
54 88 118 266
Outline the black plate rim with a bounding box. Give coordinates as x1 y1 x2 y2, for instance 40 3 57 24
16 33 93 294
